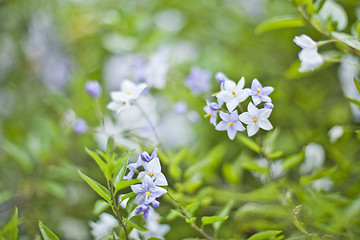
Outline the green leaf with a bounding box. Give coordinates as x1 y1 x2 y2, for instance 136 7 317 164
124 218 147 232
247 230 282 240
201 216 228 226
331 32 360 51
255 16 304 35
39 221 60 240
185 217 196 224
120 192 136 201
93 200 110 215
345 97 360 108
85 148 110 181
213 199 234 234
0 207 19 240
354 78 360 94
315 1 347 31
113 154 130 193
292 205 308 234
282 151 304 170
115 179 140 192
2 140 33 173
78 170 111 203
238 135 260 153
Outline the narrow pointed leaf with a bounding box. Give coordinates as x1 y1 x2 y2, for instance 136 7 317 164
85 148 110 180
78 170 111 203
201 216 228 226
39 221 60 240
255 16 304 35
238 135 260 153
247 230 282 240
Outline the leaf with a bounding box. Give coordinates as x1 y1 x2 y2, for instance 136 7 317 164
39 221 60 240
2 140 33 173
113 157 129 193
315 1 347 31
345 97 360 108
331 32 360 51
247 230 282 240
0 207 19 240
115 179 140 192
78 170 111 203
185 217 196 224
282 151 304 170
85 148 110 181
201 216 228 226
213 199 234 234
255 16 304 35
124 217 147 232
93 200 110 215
120 192 136 201
354 77 360 94
238 135 260 153
292 205 308 234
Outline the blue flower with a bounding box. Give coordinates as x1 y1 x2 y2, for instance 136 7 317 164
140 148 158 162
131 175 167 206
248 79 274 106
135 204 151 220
215 110 245 140
73 118 87 134
85 81 102 99
185 66 211 94
203 100 219 126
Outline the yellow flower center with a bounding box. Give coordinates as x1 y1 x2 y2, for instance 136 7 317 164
145 191 151 196
256 88 261 95
228 122 233 127
253 117 258 123
147 173 152 176
232 91 236 95
207 113 212 116
126 91 131 95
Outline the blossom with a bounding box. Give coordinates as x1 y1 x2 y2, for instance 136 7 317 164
239 102 273 137
294 34 323 72
89 213 118 240
185 66 211 94
123 148 159 180
145 49 169 89
107 80 147 114
328 125 344 143
73 118 87 134
264 102 274 109
299 143 325 175
216 77 249 112
131 175 167 206
173 102 188 114
215 72 229 84
138 158 168 186
135 204 151 220
203 100 219 126
85 80 102 99
215 110 245 140
248 79 274 106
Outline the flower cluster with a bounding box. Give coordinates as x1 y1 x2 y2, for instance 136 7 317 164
204 73 274 139
124 148 168 220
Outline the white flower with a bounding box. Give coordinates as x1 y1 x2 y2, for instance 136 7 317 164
216 77 249 112
294 34 324 72
311 177 333 191
138 158 168 186
300 143 325 175
107 80 147 114
89 213 118 240
145 49 169 89
328 125 344 143
239 102 273 137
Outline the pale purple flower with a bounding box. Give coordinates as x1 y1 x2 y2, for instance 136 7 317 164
185 66 211 94
187 111 200 123
85 81 102 99
215 110 245 140
138 158 168 186
215 72 229 84
135 204 151 220
131 175 167 206
173 102 188 114
203 100 219 126
73 119 87 134
248 79 274 106
123 149 159 180
264 102 274 109
141 148 158 162
216 77 249 112
239 102 273 137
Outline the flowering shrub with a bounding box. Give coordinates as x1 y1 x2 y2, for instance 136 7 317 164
1 1 360 240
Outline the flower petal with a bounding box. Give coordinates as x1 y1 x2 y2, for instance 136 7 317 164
259 108 272 119
233 121 245 131
147 158 162 174
227 127 237 140
216 91 233 103
262 86 274 96
239 112 253 124
154 172 168 186
251 78 262 91
223 79 236 90
247 123 259 137
247 102 259 116
236 77 245 89
215 121 228 131
131 184 144 194
226 100 238 112
258 119 273 130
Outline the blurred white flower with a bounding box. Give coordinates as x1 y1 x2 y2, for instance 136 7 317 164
338 55 360 122
145 49 170 89
59 218 89 240
155 9 185 33
89 213 118 240
311 177 333 191
294 34 324 72
328 125 344 143
300 143 325 175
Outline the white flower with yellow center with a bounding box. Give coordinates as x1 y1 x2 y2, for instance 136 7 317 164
216 77 249 112
239 102 273 137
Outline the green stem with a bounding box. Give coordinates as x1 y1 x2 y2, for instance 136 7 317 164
108 180 129 240
167 192 216 240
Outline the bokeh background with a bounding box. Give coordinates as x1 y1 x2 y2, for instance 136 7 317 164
1 0 360 239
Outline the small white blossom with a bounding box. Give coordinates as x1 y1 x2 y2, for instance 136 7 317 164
300 143 325 175
89 213 118 240
294 34 324 72
216 77 249 112
239 102 273 137
145 49 169 89
138 158 168 186
328 125 344 143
